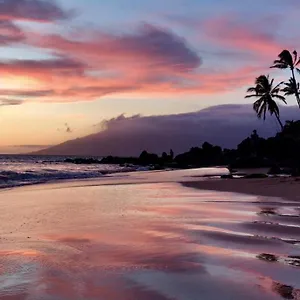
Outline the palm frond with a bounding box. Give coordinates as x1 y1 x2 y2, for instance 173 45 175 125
246 87 257 93
262 104 267 120
293 50 298 65
271 63 288 69
281 77 299 96
273 81 284 91
245 94 258 99
282 87 295 96
278 49 294 67
273 94 287 104
268 99 280 116
253 98 263 113
256 104 264 119
272 87 282 94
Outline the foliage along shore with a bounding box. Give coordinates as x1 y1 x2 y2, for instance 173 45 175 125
64 120 300 176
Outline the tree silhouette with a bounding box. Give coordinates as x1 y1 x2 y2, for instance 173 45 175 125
169 149 174 160
271 50 300 108
245 75 286 130
282 77 300 98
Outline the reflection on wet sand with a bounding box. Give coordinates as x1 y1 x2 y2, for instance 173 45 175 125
0 178 300 299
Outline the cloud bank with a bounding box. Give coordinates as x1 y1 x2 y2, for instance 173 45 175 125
35 104 299 156
0 1 299 104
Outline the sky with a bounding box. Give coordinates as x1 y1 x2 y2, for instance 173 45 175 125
0 0 299 153
38 104 300 156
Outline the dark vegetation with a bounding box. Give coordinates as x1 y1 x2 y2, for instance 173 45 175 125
245 50 300 129
64 120 300 175
64 157 103 164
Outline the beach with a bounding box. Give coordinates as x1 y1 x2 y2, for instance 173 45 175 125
183 176 300 202
0 169 300 299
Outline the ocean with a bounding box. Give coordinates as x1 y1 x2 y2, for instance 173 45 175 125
0 155 128 189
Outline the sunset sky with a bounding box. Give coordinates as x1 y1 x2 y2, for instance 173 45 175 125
0 0 298 153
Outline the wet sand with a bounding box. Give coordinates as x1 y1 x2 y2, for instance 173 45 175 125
182 177 300 202
0 170 300 299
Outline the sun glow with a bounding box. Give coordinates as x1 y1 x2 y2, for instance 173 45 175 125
0 76 41 90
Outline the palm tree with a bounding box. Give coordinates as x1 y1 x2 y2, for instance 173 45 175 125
271 50 300 107
245 75 286 130
282 77 300 97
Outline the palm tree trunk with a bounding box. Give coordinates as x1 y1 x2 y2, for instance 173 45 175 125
291 69 300 108
275 113 284 131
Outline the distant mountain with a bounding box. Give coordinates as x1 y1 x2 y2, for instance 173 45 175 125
34 104 299 156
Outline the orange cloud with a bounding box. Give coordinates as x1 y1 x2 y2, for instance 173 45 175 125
0 62 261 102
0 65 260 103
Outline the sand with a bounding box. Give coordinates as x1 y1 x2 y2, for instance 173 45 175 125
0 169 300 299
182 177 300 202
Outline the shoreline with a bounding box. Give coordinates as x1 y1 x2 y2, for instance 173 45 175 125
0 167 229 192
182 177 300 202
2 170 298 202
1 168 300 299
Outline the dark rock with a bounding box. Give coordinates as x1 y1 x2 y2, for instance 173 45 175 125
244 173 268 179
259 208 276 215
230 157 272 169
64 158 102 164
288 256 300 259
101 156 138 165
221 174 233 179
272 282 294 299
268 165 283 175
291 167 300 177
257 253 278 262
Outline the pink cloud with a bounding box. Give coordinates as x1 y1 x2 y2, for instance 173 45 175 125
0 88 53 98
0 64 259 102
0 20 25 45
204 16 284 59
30 23 201 75
0 22 272 103
0 57 86 79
